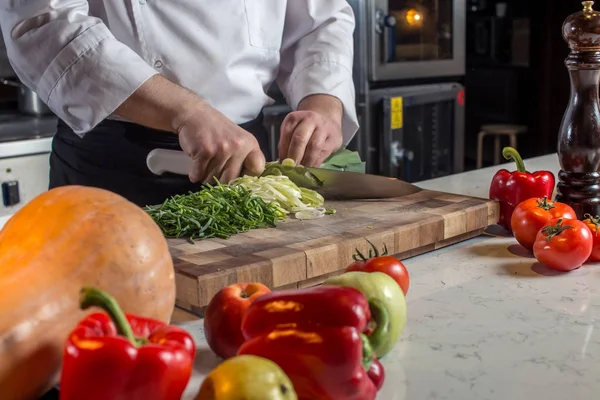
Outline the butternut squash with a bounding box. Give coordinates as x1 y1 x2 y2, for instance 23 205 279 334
0 185 176 400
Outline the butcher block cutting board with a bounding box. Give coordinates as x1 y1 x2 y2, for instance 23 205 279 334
170 189 499 314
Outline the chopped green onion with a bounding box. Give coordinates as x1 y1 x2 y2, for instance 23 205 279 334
144 182 286 240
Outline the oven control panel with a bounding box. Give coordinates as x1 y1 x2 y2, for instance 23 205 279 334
2 181 20 206
0 153 50 217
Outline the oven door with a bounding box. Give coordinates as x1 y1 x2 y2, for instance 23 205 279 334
369 0 466 81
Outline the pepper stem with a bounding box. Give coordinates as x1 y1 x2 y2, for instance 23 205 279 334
541 218 574 242
359 333 374 372
79 287 140 347
366 298 391 358
502 147 526 173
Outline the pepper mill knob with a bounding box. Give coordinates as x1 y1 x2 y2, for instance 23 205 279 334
563 1 600 52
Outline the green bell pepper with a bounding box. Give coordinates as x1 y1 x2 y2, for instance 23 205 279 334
324 271 407 357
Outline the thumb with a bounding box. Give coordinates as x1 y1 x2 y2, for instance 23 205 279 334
243 148 266 176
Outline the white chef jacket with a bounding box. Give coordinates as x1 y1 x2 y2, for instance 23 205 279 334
0 1 358 144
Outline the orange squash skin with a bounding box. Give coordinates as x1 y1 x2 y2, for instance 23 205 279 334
0 185 176 400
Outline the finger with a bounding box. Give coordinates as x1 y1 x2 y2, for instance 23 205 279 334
278 113 302 161
314 136 344 167
203 155 229 185
179 132 210 183
243 148 266 176
219 156 244 184
189 157 210 183
287 119 316 165
301 129 328 167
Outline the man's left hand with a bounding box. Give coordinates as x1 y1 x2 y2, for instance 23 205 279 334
278 94 343 167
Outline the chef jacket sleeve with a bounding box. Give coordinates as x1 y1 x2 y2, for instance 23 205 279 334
0 2 158 136
277 0 359 146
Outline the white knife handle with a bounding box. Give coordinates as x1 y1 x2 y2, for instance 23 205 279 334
146 148 192 176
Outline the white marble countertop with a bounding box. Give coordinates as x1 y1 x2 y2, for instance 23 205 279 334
179 153 600 400
8 153 596 400
0 214 11 230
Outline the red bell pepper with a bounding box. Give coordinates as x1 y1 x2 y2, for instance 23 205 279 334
59 287 196 400
367 358 386 390
238 285 390 400
489 147 555 232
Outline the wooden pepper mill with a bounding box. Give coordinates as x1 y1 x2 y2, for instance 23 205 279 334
556 0 600 218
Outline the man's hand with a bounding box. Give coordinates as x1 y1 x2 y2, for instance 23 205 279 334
176 101 265 184
278 94 344 167
115 75 265 184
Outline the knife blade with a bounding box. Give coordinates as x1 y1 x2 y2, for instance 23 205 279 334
146 148 421 199
299 167 421 199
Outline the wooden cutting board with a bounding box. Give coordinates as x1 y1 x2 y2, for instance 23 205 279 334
170 189 499 314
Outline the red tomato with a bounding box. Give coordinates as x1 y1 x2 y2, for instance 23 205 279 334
511 197 576 251
582 214 600 261
204 283 271 359
346 241 410 295
533 218 593 271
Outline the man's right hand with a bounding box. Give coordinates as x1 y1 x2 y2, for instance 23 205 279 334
115 74 265 183
176 103 266 184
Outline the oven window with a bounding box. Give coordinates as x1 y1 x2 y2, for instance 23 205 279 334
388 0 454 62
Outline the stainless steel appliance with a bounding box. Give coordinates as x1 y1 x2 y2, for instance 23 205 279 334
369 83 465 181
260 1 467 181
349 0 466 83
0 114 57 217
1 79 53 117
343 0 466 180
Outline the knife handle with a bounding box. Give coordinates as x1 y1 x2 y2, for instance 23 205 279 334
146 148 192 176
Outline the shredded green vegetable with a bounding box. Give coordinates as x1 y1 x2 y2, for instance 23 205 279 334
231 175 326 219
144 183 286 240
145 151 365 240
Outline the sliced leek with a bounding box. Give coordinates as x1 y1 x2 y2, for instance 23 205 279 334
231 175 326 219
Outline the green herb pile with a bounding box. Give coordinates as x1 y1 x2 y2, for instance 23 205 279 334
144 183 286 240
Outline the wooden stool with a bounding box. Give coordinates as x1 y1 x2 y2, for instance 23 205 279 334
476 124 528 168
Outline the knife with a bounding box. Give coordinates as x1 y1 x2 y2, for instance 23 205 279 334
146 148 421 199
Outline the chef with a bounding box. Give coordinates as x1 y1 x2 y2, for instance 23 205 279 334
0 1 358 206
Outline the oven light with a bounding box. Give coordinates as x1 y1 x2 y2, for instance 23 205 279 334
405 9 423 27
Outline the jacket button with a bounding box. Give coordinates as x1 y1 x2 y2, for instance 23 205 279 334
154 60 163 68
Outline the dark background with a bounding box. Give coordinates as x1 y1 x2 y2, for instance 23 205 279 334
462 0 578 167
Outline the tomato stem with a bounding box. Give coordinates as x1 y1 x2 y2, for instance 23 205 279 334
536 196 555 210
584 213 600 235
367 240 380 257
353 248 369 262
541 218 574 242
502 146 526 173
354 240 390 261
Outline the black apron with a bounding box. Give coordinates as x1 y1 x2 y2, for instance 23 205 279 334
49 114 271 206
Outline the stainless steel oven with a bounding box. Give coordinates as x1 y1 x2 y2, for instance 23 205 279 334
263 1 467 181
0 114 56 217
349 0 466 83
